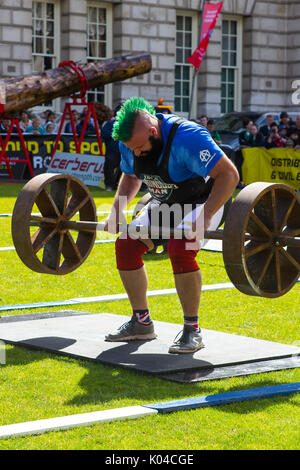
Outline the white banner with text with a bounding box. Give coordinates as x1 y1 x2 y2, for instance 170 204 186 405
47 152 105 186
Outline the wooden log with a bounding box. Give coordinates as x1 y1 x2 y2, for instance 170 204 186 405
0 53 152 114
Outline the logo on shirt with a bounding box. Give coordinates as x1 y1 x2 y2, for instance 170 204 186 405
199 149 215 167
142 175 178 201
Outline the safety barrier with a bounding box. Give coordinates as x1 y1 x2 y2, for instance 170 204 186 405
242 147 300 190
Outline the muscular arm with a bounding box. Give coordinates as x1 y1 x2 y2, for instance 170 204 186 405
115 172 142 209
203 154 239 231
106 173 142 233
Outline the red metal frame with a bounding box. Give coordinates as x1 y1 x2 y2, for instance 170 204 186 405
0 116 35 180
50 61 103 161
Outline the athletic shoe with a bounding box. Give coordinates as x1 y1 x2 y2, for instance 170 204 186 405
105 316 157 342
168 325 204 354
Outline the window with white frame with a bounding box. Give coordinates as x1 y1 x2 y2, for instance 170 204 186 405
175 14 194 114
32 1 58 73
87 3 112 105
221 18 242 114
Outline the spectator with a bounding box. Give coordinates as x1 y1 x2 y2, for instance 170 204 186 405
45 121 55 134
248 124 265 147
259 114 274 137
43 109 53 122
239 118 253 146
43 111 58 133
234 123 264 188
19 111 32 133
288 114 300 138
1 119 19 134
64 110 80 134
0 119 11 133
101 104 122 191
286 131 300 149
199 115 208 127
265 122 286 148
82 106 92 118
207 119 222 145
81 106 97 128
279 111 294 130
279 125 289 139
76 111 96 137
25 118 45 135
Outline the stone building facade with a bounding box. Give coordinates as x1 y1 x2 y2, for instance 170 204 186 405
0 0 299 119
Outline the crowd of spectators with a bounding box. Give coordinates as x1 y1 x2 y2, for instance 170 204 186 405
0 104 123 192
195 111 300 190
238 112 300 150
1 102 299 193
2 106 299 151
196 114 224 146
0 107 99 137
195 111 300 150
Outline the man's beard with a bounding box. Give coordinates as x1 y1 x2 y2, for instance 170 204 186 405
136 136 164 163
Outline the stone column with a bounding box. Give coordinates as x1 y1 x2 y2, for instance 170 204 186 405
287 1 300 107
242 0 288 112
61 0 87 63
0 0 32 78
113 0 175 109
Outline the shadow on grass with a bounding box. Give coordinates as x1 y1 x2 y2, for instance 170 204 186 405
3 343 297 414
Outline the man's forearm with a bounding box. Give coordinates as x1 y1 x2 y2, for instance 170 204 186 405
204 170 238 221
204 155 239 230
113 173 142 212
105 173 142 233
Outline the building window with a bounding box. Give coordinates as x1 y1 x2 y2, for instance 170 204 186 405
87 3 111 104
221 18 242 113
32 1 57 73
174 15 193 114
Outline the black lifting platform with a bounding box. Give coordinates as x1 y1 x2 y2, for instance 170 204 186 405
0 312 299 383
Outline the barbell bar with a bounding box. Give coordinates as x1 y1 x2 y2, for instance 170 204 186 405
29 216 300 245
11 173 300 298
29 217 300 248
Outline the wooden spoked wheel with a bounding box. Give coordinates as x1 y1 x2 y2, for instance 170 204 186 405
223 182 300 298
12 173 97 274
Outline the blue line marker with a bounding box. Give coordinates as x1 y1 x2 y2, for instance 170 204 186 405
0 384 298 439
144 383 300 413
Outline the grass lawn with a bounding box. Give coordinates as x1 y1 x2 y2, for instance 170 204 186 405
0 182 299 450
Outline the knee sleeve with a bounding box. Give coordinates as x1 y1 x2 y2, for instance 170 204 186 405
115 236 148 271
168 238 199 275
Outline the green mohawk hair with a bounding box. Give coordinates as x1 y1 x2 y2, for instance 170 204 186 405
112 96 156 142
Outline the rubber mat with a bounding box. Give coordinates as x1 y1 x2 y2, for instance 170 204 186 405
0 312 299 382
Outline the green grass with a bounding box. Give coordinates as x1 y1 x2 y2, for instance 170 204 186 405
0 182 299 450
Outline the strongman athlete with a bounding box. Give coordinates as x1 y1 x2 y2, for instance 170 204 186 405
104 97 239 353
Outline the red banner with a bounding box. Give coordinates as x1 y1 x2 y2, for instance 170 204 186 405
188 2 223 71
